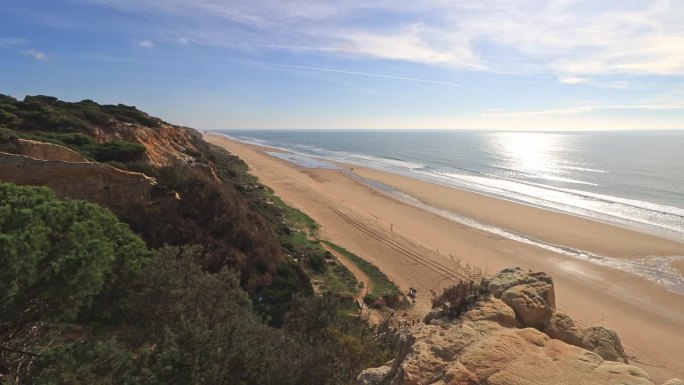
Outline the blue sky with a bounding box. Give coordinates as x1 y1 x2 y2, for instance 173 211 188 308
1 0 684 130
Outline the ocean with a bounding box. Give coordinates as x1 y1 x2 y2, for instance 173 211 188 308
215 129 684 293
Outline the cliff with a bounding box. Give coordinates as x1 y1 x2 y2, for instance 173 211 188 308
0 94 205 167
91 120 203 167
358 267 683 385
0 94 287 292
0 94 219 210
0 151 156 210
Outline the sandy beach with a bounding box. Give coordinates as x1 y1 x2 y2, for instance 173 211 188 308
205 133 684 382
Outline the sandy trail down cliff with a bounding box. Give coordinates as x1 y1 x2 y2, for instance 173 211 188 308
205 134 684 383
322 244 373 300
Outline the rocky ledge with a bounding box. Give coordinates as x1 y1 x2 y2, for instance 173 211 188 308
358 267 683 385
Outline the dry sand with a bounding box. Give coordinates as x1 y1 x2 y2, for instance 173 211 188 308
672 258 684 277
205 134 684 382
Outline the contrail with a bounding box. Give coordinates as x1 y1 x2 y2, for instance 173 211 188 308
228 59 464 87
154 53 465 87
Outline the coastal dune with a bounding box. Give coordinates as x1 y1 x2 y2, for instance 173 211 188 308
205 134 684 382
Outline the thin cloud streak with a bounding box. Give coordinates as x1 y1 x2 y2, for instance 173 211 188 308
0 37 30 46
250 61 464 87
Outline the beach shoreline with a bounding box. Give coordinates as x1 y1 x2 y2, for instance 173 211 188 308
220 130 684 244
205 133 684 382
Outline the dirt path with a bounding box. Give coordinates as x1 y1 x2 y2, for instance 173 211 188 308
322 243 373 299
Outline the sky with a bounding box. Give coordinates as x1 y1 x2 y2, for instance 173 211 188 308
1 0 684 130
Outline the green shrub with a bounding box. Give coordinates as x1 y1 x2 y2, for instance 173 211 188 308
100 104 160 127
92 141 146 163
253 261 314 326
121 160 157 176
0 127 20 153
363 293 381 308
425 279 489 323
307 253 327 273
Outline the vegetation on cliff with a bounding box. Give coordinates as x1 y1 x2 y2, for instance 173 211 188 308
321 240 404 307
0 95 397 384
0 94 158 133
0 95 148 163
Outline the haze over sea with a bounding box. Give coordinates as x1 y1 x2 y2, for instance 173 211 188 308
219 130 684 244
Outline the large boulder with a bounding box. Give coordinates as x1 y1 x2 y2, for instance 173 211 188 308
357 365 391 385
580 326 628 363
459 327 652 385
488 268 554 303
488 267 531 297
463 297 516 327
544 312 628 363
500 283 555 329
489 267 556 329
544 312 584 346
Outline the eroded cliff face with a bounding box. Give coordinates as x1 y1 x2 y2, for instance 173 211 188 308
358 268 683 385
92 121 202 166
0 152 155 210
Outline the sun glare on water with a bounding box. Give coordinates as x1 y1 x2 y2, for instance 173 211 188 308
485 132 566 178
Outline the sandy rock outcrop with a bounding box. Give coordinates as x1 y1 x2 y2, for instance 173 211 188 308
91 122 220 180
358 267 680 385
93 121 202 167
490 268 556 330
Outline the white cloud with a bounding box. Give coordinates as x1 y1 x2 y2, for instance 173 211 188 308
559 76 585 85
178 37 188 44
23 48 46 61
336 25 483 69
138 40 155 48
